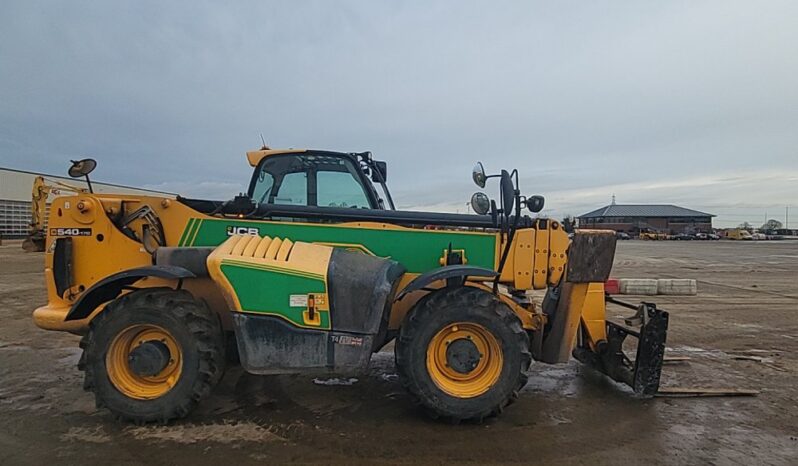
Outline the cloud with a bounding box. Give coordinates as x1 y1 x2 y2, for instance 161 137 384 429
1 1 796 228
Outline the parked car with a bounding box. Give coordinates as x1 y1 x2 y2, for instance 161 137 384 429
616 232 631 240
694 233 708 240
672 233 693 241
708 233 720 240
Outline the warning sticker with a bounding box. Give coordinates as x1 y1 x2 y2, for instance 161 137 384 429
331 335 364 347
289 294 308 307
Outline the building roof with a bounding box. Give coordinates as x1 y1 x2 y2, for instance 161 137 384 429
578 204 714 219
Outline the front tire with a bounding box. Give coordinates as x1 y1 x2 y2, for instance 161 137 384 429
78 288 225 423
395 287 530 422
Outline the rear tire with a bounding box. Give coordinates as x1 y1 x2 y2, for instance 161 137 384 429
78 288 225 423
395 287 530 422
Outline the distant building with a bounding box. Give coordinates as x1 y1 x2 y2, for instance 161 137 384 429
0 167 172 239
577 204 714 234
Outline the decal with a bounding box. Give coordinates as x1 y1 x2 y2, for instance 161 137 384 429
289 294 308 307
50 228 91 237
226 225 260 236
331 335 364 347
186 218 498 273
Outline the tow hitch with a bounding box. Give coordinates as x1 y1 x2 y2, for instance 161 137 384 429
573 297 669 396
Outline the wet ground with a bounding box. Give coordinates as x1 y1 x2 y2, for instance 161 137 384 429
1 239 797 464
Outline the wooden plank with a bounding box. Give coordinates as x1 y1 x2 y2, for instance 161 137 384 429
656 387 759 397
663 356 691 361
663 356 691 364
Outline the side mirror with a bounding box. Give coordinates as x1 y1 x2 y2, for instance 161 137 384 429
371 161 387 182
68 158 97 178
499 170 514 216
472 162 487 188
526 195 545 213
470 192 491 215
68 158 97 193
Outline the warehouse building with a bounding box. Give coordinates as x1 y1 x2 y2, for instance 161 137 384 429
0 167 172 239
577 203 714 234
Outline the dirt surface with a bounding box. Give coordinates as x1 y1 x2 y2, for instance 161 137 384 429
1 239 797 465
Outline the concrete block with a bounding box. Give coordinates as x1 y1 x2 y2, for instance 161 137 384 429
618 278 658 295
657 279 697 295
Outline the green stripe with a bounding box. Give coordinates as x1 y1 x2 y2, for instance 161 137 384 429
178 218 196 246
184 218 200 246
188 219 203 246
189 219 497 274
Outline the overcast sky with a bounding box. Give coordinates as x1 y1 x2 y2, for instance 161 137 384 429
1 1 796 227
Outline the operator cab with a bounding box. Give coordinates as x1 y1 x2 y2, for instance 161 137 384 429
246 149 394 211
178 148 536 230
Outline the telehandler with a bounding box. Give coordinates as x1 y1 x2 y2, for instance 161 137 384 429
33 149 668 423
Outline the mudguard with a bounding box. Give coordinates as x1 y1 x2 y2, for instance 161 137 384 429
395 265 498 300
64 265 195 321
206 234 405 375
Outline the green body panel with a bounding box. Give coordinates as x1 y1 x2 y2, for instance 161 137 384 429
219 261 330 329
181 218 497 274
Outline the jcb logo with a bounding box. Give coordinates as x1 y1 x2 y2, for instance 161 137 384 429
226 226 260 236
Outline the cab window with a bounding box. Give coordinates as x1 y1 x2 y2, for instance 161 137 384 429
251 171 274 203
249 154 374 208
273 172 307 205
317 171 369 208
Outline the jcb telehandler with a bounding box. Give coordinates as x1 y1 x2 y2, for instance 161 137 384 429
33 149 668 423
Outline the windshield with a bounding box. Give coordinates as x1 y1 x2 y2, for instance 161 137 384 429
250 154 374 209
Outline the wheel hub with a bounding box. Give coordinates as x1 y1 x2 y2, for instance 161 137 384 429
128 340 171 377
446 338 482 374
426 322 504 398
106 324 183 400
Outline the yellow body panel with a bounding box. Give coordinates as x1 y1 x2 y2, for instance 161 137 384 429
34 187 568 336
511 229 535 289
533 225 550 289
539 281 609 363
206 235 333 330
547 223 568 286
579 282 608 349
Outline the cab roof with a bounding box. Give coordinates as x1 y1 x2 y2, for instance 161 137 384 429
246 148 308 167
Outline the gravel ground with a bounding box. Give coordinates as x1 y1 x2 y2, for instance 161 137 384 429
1 239 796 465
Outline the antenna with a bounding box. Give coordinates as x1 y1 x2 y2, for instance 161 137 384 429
259 133 269 150
611 194 616 205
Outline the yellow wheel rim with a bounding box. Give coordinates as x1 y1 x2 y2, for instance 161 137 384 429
106 324 183 400
426 322 503 398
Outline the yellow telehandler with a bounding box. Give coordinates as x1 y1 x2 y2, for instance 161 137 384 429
32 149 668 423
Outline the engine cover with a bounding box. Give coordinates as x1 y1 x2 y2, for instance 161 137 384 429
206 234 404 375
